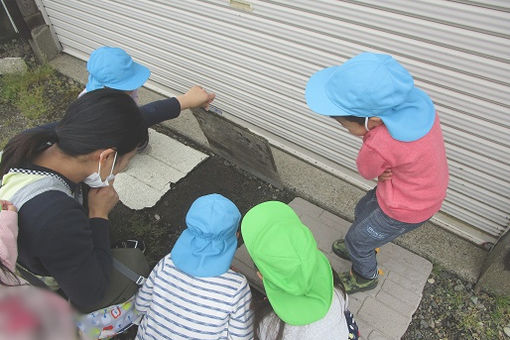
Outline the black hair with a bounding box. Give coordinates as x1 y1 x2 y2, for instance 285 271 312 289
333 115 366 125
0 89 148 176
251 269 345 340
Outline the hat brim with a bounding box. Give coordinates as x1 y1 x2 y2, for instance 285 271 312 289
305 66 353 117
380 87 436 142
264 251 333 325
86 61 151 92
171 229 237 277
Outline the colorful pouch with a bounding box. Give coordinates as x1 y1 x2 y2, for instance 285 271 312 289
76 295 141 339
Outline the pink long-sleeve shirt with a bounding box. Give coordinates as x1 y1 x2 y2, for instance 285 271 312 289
0 210 19 274
357 113 449 223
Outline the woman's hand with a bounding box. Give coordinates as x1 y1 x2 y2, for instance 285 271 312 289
87 183 119 220
378 169 392 182
0 200 17 212
177 86 216 110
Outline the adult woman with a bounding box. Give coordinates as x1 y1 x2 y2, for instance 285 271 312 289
0 89 151 313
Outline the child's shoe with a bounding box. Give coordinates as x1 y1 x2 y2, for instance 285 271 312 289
339 269 378 294
332 239 351 260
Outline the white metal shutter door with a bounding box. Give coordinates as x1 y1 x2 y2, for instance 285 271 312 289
37 0 510 245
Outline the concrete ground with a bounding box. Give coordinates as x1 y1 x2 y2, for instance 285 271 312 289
49 53 488 284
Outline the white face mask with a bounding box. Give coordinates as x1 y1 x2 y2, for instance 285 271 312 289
84 152 117 188
365 116 370 131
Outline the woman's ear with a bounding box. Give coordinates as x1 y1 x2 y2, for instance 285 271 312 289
368 117 384 130
98 148 116 162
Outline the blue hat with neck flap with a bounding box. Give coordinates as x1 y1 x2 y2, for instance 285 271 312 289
305 52 435 142
171 194 241 277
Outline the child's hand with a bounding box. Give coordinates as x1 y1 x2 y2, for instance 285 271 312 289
378 169 392 182
177 86 216 110
0 200 17 212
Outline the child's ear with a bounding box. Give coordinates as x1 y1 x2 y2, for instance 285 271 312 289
368 117 384 129
256 271 263 281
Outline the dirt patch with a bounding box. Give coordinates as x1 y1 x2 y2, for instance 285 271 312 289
109 149 295 268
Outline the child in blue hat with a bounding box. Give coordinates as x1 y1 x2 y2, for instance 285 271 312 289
135 194 253 340
80 46 215 128
305 52 449 293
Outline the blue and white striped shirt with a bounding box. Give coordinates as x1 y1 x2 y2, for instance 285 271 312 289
135 255 253 340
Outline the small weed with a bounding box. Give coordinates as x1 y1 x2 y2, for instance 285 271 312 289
0 64 54 119
431 263 443 276
491 295 510 326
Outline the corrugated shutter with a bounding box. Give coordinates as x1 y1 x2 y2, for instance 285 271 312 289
37 0 510 244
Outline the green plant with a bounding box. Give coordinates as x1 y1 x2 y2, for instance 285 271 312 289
0 64 54 119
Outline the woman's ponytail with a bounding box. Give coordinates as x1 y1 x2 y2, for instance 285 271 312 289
0 128 58 176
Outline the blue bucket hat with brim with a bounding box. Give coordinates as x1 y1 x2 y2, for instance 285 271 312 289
86 46 151 92
171 194 241 277
305 52 435 142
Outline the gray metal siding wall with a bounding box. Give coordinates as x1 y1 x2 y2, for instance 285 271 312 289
37 0 510 244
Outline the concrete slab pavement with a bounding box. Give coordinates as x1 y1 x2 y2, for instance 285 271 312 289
114 129 208 210
233 197 433 340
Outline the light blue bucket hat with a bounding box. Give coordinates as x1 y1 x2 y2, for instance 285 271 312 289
86 46 151 92
305 52 435 142
171 194 241 277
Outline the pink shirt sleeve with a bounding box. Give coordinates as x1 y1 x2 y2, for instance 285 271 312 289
0 210 19 272
356 142 390 180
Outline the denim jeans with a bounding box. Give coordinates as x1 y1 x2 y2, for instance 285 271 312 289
345 188 427 279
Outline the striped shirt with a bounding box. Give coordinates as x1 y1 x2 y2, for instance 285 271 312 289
135 255 253 340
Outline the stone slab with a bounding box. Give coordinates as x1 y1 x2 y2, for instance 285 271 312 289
358 297 411 339
114 129 208 210
192 107 281 188
0 57 27 74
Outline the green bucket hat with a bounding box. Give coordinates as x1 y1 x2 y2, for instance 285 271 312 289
241 201 333 325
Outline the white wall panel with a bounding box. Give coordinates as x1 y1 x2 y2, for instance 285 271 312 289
38 0 510 244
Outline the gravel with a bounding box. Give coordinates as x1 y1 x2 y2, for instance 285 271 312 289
403 268 510 340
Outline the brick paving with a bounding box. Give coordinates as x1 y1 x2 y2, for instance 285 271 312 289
232 197 432 340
